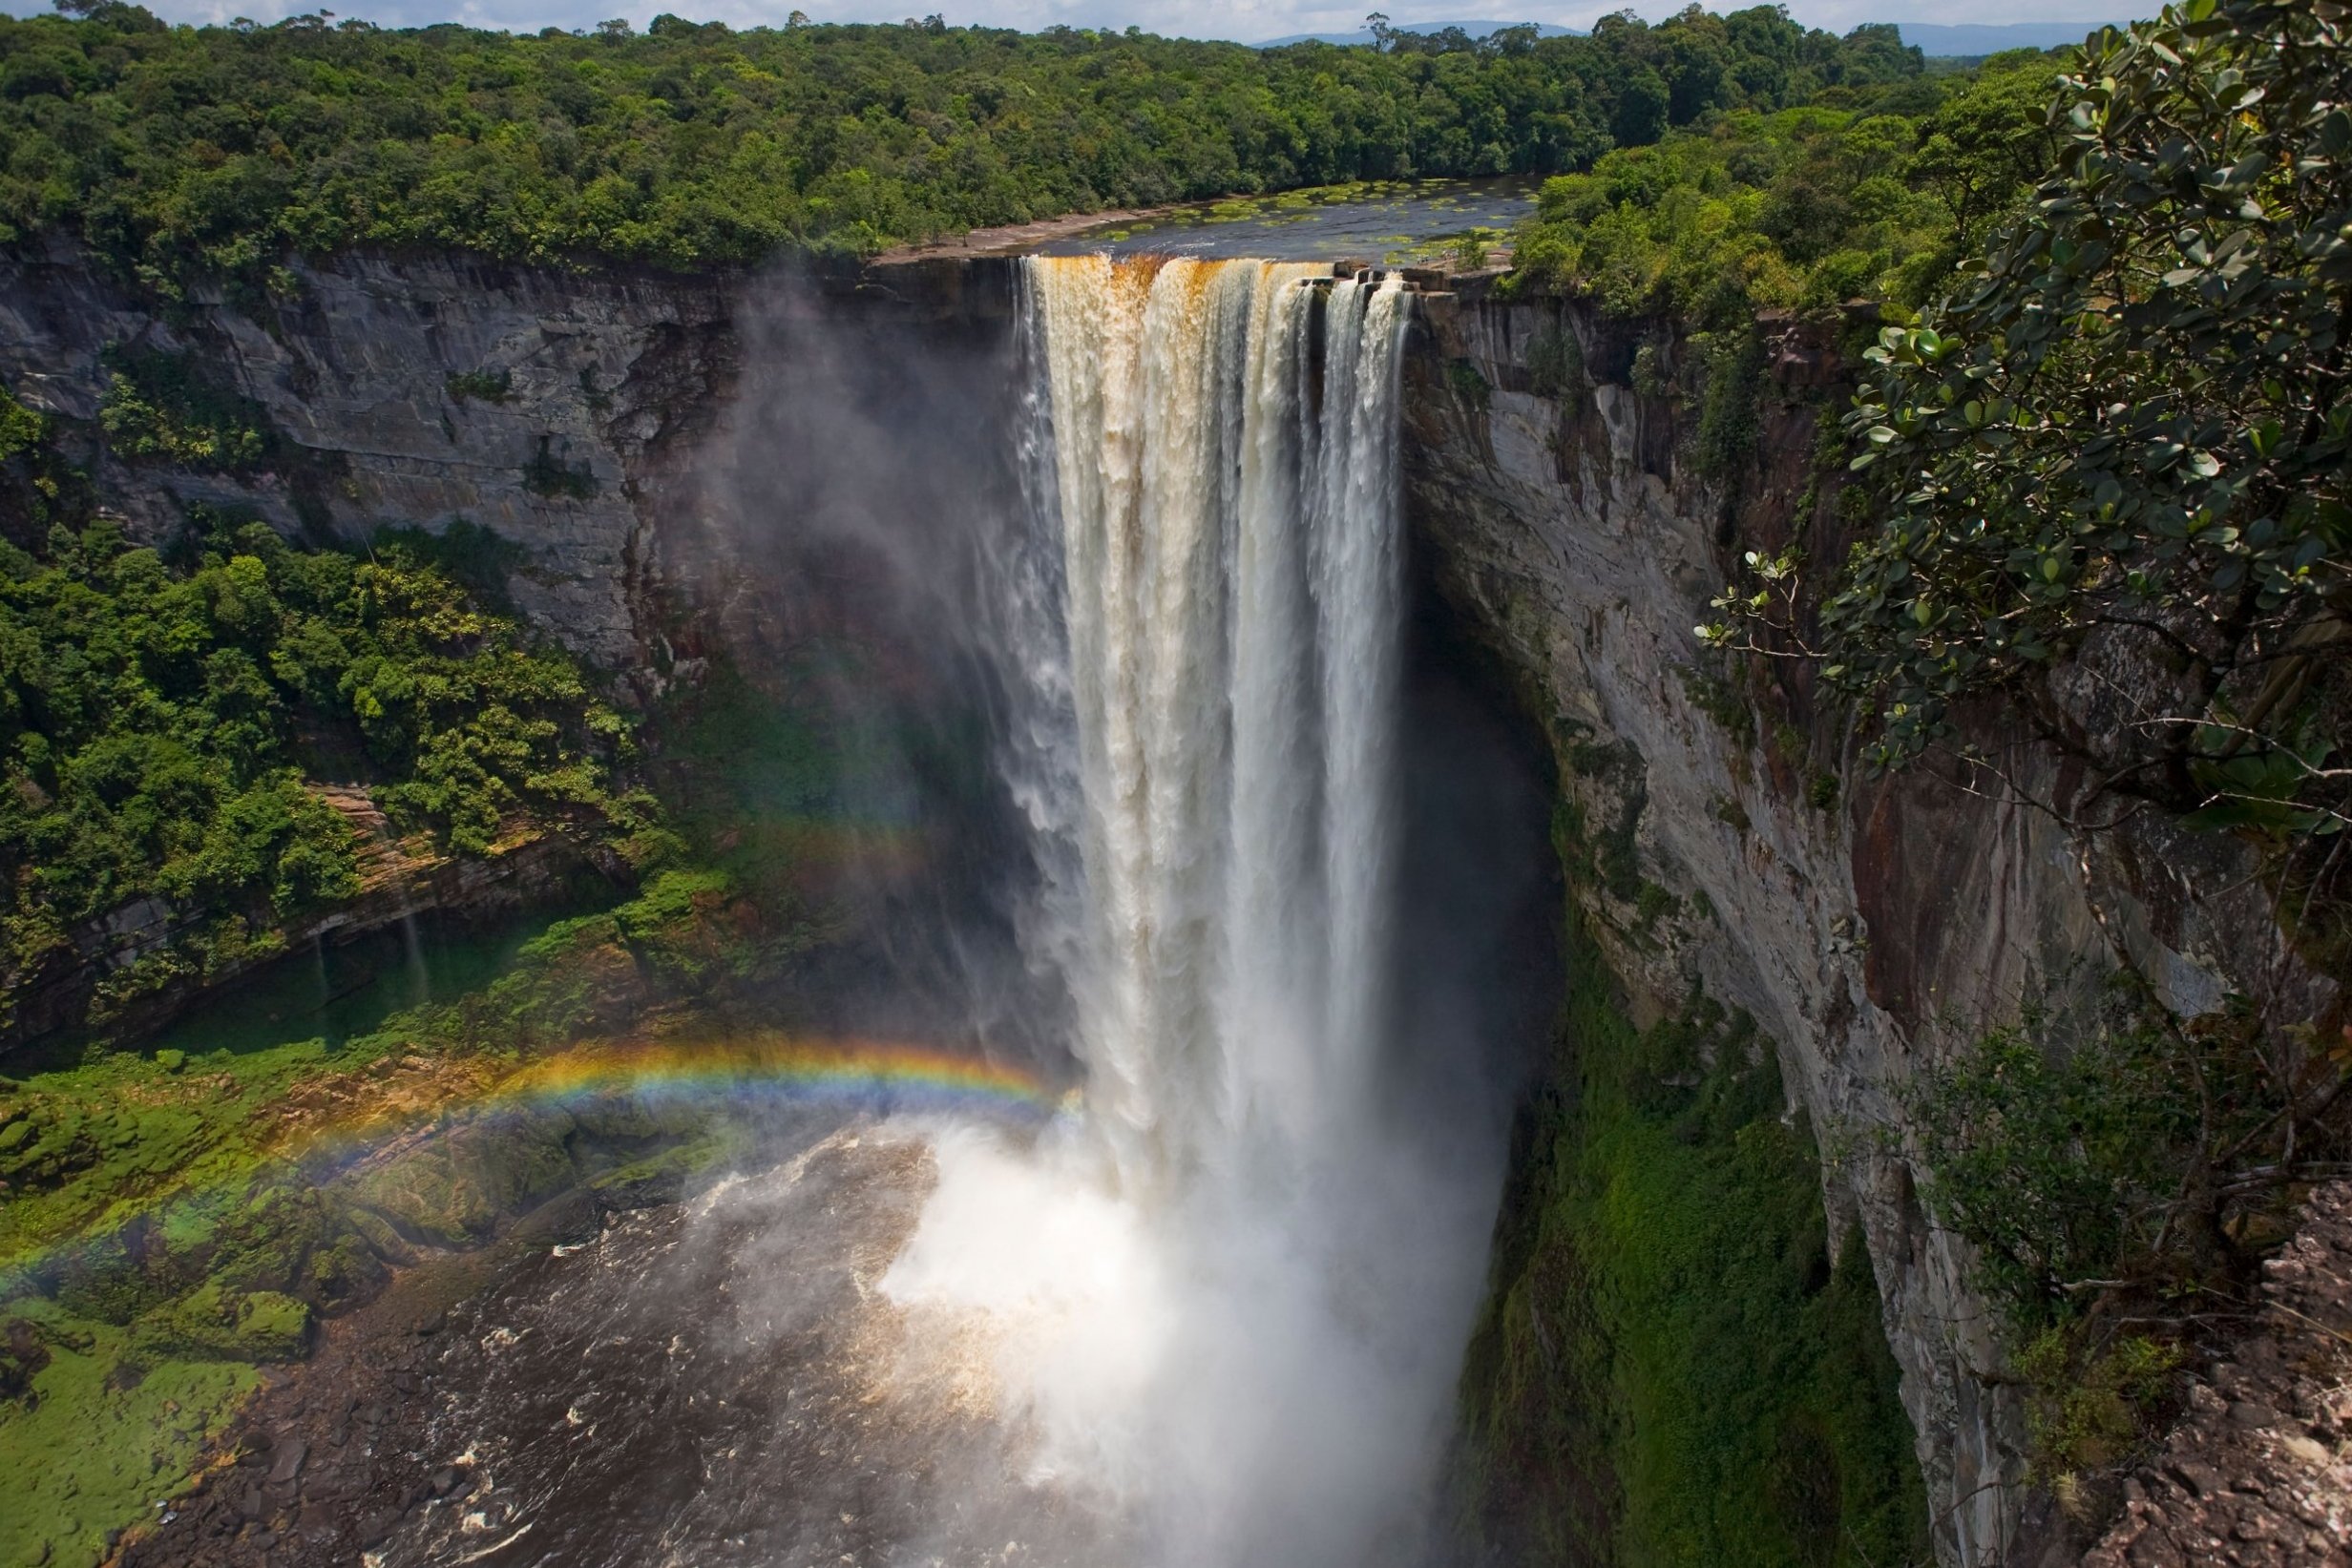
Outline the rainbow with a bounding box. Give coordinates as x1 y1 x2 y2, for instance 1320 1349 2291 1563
464 1035 1062 1123
273 1034 1070 1172
0 1035 1065 1293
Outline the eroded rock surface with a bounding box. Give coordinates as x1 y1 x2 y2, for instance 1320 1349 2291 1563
0 239 742 671
119 1119 1130 1568
2085 1182 2352 1567
1397 284 2342 1565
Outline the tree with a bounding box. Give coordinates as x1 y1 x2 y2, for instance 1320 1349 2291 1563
1713 0 2350 849
1613 66 1670 146
1903 52 2064 251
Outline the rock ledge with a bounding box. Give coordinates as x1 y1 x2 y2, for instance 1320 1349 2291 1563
2086 1182 2352 1566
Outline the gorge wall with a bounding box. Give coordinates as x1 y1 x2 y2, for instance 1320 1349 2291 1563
1 240 2332 1564
1405 284 2341 1565
0 236 731 673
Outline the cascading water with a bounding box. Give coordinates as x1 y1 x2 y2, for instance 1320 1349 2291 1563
297 254 1535 1568
884 257 1494 1568
1025 256 1409 1193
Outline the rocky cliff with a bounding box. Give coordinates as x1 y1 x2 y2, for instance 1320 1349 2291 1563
3 241 2335 1564
0 240 1021 680
0 241 1023 1055
1401 283 2342 1564
0 236 739 674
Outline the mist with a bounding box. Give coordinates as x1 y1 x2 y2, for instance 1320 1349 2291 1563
637 256 1561 1567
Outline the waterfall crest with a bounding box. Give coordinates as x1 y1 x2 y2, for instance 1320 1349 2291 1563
1018 255 1412 1196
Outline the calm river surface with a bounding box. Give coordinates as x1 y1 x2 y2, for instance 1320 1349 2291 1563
1030 177 1538 261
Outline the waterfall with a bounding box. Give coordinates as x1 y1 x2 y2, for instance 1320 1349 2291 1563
888 255 1467 1568
1017 255 1411 1195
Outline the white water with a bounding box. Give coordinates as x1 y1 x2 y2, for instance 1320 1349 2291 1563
884 258 1481 1568
1029 256 1409 1193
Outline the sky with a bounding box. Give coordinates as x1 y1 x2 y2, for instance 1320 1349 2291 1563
1 0 2133 48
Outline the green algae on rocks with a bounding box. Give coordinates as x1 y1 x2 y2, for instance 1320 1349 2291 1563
0 864 804 1568
1455 875 1929 1566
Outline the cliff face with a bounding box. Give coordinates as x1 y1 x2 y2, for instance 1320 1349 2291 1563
0 237 739 673
0 240 1028 1056
1400 285 2340 1564
2 242 2332 1563
0 241 1020 681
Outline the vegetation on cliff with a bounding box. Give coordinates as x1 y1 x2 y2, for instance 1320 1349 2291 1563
1460 810 1927 1568
1687 0 2348 1508
1835 0 2349 853
0 387 663 1040
0 1 1926 287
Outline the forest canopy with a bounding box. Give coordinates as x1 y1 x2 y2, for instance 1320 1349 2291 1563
1507 48 2065 323
0 1 1930 287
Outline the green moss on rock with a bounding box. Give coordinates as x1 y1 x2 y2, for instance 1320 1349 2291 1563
0 863 809 1566
1457 904 1928 1566
0 1307 260 1568
132 1282 310 1362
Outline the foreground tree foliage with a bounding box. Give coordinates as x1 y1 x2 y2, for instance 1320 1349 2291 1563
1713 0 2350 985
0 1 1925 289
1824 0 2350 809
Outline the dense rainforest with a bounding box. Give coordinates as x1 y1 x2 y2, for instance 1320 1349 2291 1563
0 0 1928 286
1505 46 2059 321
0 0 2348 1564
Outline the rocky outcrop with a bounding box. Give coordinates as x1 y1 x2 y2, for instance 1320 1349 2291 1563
0 241 1024 679
1397 283 2341 1565
0 237 738 671
2084 1181 2352 1566
1 788 583 1054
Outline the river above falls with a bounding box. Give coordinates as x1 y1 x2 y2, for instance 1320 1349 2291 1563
1033 178 1535 261
875 178 1537 265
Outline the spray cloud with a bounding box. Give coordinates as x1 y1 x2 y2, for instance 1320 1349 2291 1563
879 256 1505 1568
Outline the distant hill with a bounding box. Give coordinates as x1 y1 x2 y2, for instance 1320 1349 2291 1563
1893 20 2121 55
1256 20 1577 47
